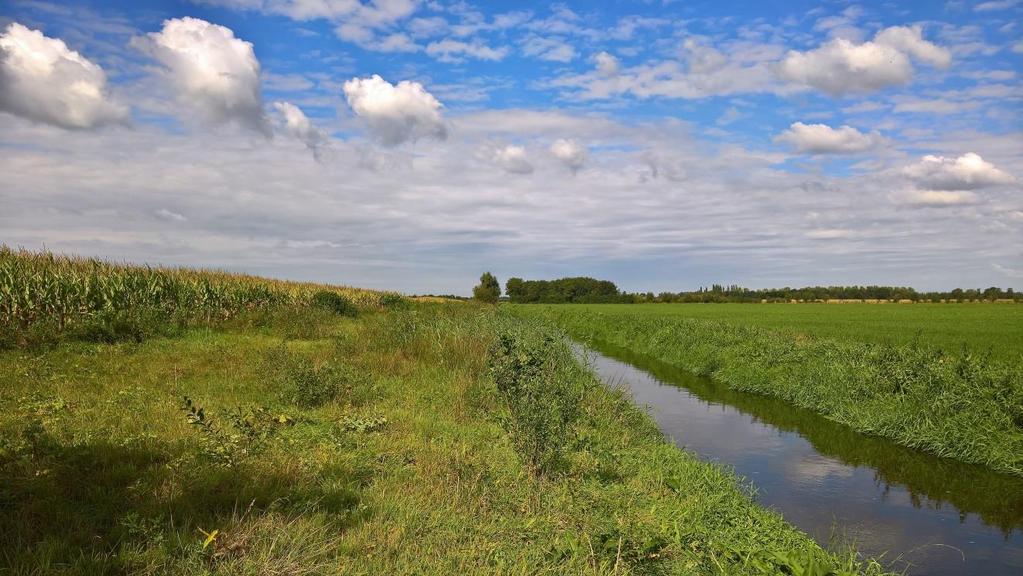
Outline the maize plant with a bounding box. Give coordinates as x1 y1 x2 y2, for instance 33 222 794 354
0 245 390 333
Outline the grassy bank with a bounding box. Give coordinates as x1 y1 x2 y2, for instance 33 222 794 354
0 256 890 574
516 306 1023 477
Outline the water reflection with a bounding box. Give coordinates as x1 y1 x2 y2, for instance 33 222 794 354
580 340 1023 576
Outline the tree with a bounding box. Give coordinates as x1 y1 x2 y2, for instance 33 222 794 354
473 272 501 304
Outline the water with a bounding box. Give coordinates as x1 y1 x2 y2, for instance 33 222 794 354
578 341 1023 576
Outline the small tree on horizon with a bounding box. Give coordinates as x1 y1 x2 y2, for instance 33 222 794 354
473 272 501 304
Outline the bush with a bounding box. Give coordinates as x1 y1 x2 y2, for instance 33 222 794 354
310 291 358 317
487 323 586 475
379 293 410 310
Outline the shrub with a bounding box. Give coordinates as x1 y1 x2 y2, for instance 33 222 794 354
310 291 358 317
379 293 410 310
487 323 585 475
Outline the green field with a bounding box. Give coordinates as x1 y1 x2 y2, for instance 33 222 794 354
513 304 1023 476
526 303 1023 362
0 250 888 575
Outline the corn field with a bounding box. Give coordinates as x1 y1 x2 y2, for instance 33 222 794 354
0 246 384 330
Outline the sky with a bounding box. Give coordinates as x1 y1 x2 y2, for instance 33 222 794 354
0 0 1021 294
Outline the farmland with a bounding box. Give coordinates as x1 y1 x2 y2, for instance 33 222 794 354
0 249 888 575
512 303 1023 476
526 303 1023 362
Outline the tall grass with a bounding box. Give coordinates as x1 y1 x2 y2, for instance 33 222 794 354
522 307 1023 476
0 246 386 346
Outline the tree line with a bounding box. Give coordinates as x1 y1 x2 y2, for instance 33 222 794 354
492 277 1022 304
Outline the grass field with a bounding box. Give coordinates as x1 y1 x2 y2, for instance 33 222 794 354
0 250 889 575
514 304 1023 476
529 303 1023 362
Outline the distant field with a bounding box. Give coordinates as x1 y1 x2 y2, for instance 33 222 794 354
528 303 1023 362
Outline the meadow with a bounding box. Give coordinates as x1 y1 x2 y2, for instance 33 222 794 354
537 303 1023 362
0 249 890 575
514 304 1023 476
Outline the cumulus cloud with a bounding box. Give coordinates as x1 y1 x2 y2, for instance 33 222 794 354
550 138 588 173
482 144 534 174
779 26 950 95
594 51 619 75
342 74 446 146
425 39 508 62
902 152 1015 190
141 17 268 134
0 23 128 129
273 101 329 160
775 122 884 154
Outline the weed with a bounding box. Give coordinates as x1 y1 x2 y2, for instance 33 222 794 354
180 397 292 466
337 414 388 433
487 323 586 475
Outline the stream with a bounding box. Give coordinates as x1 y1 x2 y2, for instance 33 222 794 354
578 341 1023 575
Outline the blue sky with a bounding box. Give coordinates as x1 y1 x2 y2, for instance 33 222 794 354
0 0 1021 293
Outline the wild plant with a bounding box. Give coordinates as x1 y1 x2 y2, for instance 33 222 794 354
180 397 292 466
264 345 362 407
487 323 586 475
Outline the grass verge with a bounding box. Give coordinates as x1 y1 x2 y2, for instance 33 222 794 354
0 301 890 574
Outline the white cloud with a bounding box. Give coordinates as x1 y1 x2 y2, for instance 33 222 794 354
155 208 187 221
902 153 1015 190
273 101 328 160
483 144 533 174
974 0 1020 11
900 189 979 206
425 38 508 62
775 122 884 154
779 26 950 95
203 1 421 49
342 74 446 146
873 26 952 67
521 35 576 62
0 23 128 129
550 138 588 173
377 32 419 52
554 39 786 100
892 98 974 114
806 228 854 239
992 263 1023 279
594 51 619 75
140 17 268 134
